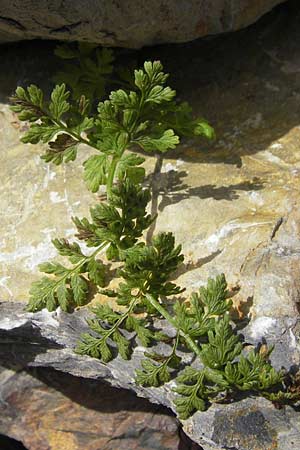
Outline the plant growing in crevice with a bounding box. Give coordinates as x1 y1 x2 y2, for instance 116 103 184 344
11 55 297 419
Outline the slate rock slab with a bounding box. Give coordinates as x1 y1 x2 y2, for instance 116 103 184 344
0 0 287 48
0 302 299 450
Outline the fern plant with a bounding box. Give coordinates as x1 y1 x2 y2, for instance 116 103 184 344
11 55 297 419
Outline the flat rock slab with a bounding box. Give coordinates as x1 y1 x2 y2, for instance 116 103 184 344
1 3 300 450
0 302 299 450
0 0 286 47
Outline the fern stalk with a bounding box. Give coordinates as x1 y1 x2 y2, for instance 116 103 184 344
107 154 121 198
145 293 202 359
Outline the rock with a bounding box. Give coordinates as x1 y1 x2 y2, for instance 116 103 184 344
0 302 299 450
1 3 300 449
0 0 287 48
0 366 194 450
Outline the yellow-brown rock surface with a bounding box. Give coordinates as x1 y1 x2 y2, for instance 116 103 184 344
1 3 300 349
0 367 189 450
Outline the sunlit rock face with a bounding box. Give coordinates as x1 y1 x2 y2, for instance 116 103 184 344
1 3 300 450
0 0 286 47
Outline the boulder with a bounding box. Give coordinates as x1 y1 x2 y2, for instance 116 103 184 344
0 0 287 48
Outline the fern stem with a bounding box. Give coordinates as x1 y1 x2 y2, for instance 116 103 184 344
99 298 138 343
106 155 120 199
32 242 108 308
167 331 180 363
145 294 202 360
37 103 100 151
53 118 99 150
82 298 139 357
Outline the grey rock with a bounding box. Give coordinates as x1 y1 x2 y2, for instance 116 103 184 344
0 0 286 48
0 301 299 450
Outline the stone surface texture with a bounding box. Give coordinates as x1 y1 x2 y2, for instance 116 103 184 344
1 2 300 450
1 302 299 450
0 0 287 48
0 366 196 450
